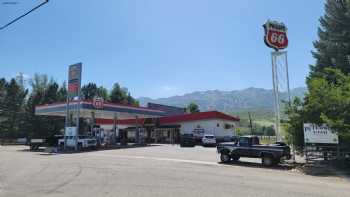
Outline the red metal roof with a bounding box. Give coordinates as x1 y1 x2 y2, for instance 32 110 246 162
95 111 239 125
159 111 240 124
36 100 158 111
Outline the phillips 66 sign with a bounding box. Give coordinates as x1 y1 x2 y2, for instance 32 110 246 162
93 97 104 109
263 20 288 51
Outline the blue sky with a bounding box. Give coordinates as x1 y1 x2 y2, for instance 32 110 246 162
0 0 324 98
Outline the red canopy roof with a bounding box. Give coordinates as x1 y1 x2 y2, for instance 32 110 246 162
95 111 239 125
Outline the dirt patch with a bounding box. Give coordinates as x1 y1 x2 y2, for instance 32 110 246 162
290 160 350 180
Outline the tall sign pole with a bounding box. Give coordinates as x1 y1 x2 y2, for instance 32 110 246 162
263 20 290 142
64 94 69 150
67 63 82 151
271 53 281 141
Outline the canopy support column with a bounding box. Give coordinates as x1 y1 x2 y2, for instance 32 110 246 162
135 116 140 144
112 113 118 145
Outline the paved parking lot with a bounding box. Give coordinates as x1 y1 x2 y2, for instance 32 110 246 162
0 145 349 197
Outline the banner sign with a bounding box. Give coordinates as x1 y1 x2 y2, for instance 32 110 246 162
68 63 82 98
303 123 339 144
263 20 288 51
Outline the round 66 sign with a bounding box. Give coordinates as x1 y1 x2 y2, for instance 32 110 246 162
263 20 288 51
93 97 104 109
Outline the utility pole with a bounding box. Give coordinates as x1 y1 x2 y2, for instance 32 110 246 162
286 53 296 163
0 0 49 31
248 112 254 135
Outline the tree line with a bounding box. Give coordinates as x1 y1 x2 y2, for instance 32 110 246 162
0 74 138 139
284 0 350 151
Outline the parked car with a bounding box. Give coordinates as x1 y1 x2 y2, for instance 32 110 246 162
180 134 196 147
217 135 291 166
201 134 216 146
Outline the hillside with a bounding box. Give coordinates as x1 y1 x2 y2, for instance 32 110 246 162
138 87 307 120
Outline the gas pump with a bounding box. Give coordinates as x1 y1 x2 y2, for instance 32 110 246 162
91 125 104 147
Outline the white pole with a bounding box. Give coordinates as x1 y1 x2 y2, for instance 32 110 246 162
64 97 69 151
271 52 281 142
113 113 118 145
285 52 292 104
76 96 80 151
75 64 82 151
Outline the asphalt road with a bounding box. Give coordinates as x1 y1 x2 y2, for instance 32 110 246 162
0 145 349 197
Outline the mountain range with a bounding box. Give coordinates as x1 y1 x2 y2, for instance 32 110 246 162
138 87 307 116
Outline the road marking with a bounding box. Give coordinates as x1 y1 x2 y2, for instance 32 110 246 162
88 153 220 166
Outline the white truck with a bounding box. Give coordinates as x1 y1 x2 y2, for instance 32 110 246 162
58 135 97 150
58 127 97 150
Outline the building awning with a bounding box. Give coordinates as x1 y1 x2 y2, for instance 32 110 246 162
35 101 166 119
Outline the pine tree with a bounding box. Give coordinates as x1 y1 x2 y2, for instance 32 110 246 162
1 79 27 138
43 82 60 104
57 82 67 102
309 0 350 79
97 86 108 100
109 83 127 103
109 83 139 106
81 83 98 100
126 93 135 105
285 0 350 149
0 78 6 110
0 78 7 137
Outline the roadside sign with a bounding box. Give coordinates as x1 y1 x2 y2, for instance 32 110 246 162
303 123 339 144
263 20 288 51
68 63 82 98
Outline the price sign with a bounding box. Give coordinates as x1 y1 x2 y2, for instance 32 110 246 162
68 63 82 98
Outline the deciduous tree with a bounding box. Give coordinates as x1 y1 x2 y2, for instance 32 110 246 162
187 102 200 113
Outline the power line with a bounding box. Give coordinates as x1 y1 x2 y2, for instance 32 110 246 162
0 0 49 31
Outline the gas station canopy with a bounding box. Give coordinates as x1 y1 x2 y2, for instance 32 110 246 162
35 101 166 120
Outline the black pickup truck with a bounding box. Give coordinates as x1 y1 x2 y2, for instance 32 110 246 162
217 136 291 166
